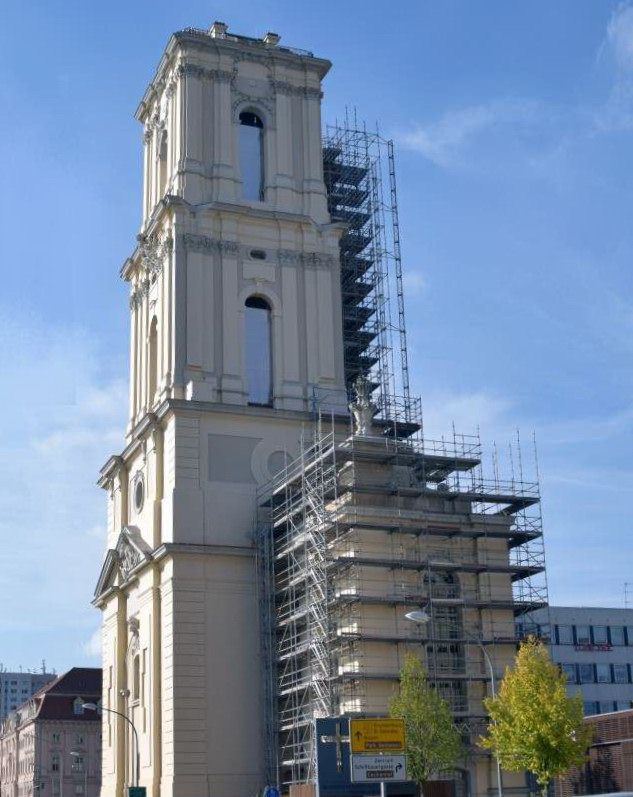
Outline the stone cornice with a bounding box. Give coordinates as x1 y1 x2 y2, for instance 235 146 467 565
175 63 234 82
136 30 331 122
152 542 254 562
181 232 336 267
269 79 322 99
182 233 239 255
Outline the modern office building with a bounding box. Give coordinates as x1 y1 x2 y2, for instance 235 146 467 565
0 670 56 723
524 606 633 715
93 20 547 797
0 667 102 797
556 707 633 797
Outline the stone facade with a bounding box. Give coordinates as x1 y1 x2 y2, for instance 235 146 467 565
93 22 347 797
0 669 101 797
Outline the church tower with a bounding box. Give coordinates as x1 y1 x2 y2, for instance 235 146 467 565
94 22 348 797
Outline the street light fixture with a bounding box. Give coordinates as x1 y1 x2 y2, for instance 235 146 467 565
404 607 503 797
82 703 139 787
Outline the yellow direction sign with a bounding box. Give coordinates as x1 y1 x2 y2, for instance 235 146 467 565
349 719 405 754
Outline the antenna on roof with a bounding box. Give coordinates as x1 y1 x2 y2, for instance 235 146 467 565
41 660 46 674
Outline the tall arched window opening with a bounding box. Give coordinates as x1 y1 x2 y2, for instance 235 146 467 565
239 111 264 201
158 130 168 197
245 296 272 406
132 654 140 702
148 317 158 404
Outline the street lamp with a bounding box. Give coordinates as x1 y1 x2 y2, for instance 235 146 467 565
404 608 503 797
82 703 139 787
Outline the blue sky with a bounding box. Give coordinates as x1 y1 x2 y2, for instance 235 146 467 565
1 0 632 673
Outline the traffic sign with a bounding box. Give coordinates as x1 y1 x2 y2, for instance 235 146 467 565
350 755 408 783
349 719 406 753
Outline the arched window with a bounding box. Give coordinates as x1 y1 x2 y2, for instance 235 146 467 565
239 111 264 201
158 131 168 197
148 317 158 403
245 296 272 406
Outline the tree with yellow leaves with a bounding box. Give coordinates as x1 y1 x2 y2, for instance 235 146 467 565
481 637 592 796
389 654 463 796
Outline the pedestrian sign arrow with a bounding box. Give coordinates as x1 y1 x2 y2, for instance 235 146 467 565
349 719 405 754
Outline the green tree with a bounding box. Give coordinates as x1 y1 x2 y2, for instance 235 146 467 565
481 637 592 796
389 654 463 796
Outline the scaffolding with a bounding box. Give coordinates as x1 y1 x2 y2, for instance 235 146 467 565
255 118 549 792
323 114 411 421
256 408 548 788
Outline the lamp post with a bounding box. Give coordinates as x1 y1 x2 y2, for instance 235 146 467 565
82 704 139 788
404 608 503 797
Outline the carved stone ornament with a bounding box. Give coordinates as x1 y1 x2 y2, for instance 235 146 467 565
116 535 143 579
269 79 322 100
277 249 336 268
349 374 377 437
182 233 239 255
176 63 234 83
127 616 140 638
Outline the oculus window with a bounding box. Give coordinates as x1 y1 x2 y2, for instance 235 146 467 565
245 296 272 406
239 112 264 201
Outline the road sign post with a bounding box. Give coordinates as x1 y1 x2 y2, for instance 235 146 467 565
350 754 407 783
349 719 406 754
348 719 407 797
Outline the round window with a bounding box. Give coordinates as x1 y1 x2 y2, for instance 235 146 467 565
133 477 144 512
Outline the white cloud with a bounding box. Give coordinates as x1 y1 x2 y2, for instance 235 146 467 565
421 389 513 441
83 627 102 659
607 2 633 72
403 271 426 296
595 2 633 130
398 99 541 168
0 309 127 668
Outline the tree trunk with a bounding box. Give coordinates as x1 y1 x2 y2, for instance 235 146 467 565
541 784 549 797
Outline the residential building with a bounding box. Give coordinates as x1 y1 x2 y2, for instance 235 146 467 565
524 606 633 715
0 672 55 723
0 667 102 797
93 20 547 797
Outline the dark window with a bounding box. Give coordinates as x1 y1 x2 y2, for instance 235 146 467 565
611 626 626 646
561 664 577 684
557 625 574 644
579 664 594 683
596 664 611 683
576 625 591 645
245 297 272 406
593 626 609 645
613 664 629 684
239 112 264 201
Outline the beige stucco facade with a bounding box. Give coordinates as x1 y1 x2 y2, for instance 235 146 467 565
94 22 348 797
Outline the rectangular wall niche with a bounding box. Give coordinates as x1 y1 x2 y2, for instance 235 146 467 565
208 434 261 483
